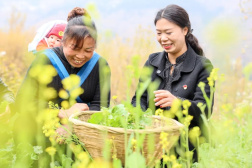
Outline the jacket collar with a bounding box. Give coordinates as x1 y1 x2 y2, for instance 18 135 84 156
149 44 197 73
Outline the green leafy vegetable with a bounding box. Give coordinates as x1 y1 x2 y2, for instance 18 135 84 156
88 104 152 129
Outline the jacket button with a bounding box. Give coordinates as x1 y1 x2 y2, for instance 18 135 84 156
156 70 161 73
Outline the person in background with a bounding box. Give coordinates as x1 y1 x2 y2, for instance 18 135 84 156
28 20 67 53
36 23 66 51
132 4 214 162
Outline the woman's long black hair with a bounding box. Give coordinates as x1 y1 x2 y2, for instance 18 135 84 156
154 4 204 56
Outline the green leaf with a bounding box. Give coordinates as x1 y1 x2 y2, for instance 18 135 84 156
87 112 104 124
87 104 152 129
0 101 8 114
126 152 146 168
31 153 38 160
33 146 43 155
113 159 122 168
61 154 73 168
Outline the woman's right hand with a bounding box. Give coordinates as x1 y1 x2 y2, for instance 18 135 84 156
58 103 89 119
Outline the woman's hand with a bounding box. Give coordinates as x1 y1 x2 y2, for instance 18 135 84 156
56 124 71 144
154 90 177 108
58 103 89 119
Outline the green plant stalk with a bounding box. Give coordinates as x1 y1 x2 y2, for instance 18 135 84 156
136 78 151 108
126 73 133 102
135 110 140 154
134 78 151 155
176 111 191 166
200 87 212 145
38 84 50 167
66 97 75 167
207 86 215 146
208 86 215 119
60 122 93 160
66 144 72 168
185 127 190 167
124 116 128 168
50 154 55 168
196 136 199 162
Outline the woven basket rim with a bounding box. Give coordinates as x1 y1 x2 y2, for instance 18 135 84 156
69 111 184 134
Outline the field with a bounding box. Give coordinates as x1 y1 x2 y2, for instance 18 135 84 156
0 6 252 168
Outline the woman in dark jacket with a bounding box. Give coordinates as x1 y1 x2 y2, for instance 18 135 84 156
13 8 111 167
16 7 110 116
132 4 214 162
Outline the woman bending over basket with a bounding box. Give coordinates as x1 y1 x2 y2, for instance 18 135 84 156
132 4 214 162
14 7 110 149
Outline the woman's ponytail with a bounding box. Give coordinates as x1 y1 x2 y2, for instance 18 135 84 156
186 32 204 56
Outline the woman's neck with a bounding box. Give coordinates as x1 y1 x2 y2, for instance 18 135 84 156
167 44 187 64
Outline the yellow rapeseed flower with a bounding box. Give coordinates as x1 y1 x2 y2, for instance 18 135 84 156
60 118 68 125
43 87 57 100
183 115 193 127
112 95 118 100
86 2 100 20
70 87 84 99
155 108 164 116
170 155 176 162
182 110 188 115
172 162 182 168
207 68 219 87
61 100 70 109
162 154 169 162
88 158 111 168
77 152 89 161
170 99 182 114
29 65 43 77
59 89 69 99
198 82 205 90
182 100 191 109
131 138 137 147
160 132 169 149
112 154 117 159
45 146 56 156
62 74 81 90
189 126 201 137
77 151 90 168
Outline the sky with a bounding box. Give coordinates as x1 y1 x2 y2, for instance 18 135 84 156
0 0 248 36
0 0 251 65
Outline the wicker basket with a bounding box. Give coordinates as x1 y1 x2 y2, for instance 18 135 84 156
69 111 183 166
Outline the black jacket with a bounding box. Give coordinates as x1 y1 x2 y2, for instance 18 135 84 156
132 45 214 128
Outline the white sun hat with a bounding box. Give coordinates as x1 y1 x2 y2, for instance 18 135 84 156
28 20 67 53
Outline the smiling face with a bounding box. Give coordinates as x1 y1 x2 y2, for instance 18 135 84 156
62 36 96 68
156 18 188 58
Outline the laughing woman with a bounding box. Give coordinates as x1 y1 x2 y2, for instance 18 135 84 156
132 4 214 162
14 8 111 165
16 7 110 116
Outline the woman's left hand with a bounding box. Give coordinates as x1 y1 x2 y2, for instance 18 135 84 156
154 90 177 108
56 124 71 144
58 103 89 119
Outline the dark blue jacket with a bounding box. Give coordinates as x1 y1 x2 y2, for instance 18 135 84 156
132 45 214 128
